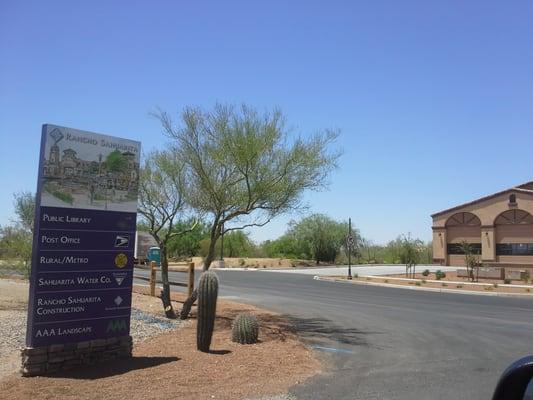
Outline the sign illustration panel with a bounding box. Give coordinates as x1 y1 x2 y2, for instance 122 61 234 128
26 124 140 347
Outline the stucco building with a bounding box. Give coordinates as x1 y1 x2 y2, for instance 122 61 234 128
432 182 533 268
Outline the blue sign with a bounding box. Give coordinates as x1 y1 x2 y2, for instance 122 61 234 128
26 124 141 347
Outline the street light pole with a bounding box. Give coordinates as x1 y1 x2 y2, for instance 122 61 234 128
220 225 224 261
348 217 352 280
219 214 225 268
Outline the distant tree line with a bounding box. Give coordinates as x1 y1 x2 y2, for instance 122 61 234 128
0 190 432 277
0 192 35 277
137 213 432 266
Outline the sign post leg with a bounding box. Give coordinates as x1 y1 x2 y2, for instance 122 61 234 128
150 261 157 297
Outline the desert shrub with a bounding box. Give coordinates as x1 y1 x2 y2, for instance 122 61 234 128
504 278 511 284
422 269 430 277
421 279 426 284
435 270 446 280
493 283 498 288
415 281 421 286
239 258 245 266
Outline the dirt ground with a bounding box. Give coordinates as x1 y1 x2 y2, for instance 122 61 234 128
0 278 29 310
0 285 321 400
188 257 316 269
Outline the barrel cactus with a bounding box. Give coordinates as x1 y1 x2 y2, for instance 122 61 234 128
231 313 259 344
196 271 219 352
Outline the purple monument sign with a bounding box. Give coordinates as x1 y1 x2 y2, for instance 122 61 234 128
26 124 141 348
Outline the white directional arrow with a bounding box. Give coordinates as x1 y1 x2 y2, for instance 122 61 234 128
114 296 123 306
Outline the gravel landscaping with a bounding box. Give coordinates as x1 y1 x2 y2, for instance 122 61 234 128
0 310 26 359
0 308 182 357
130 307 183 342
0 279 184 379
1 286 320 400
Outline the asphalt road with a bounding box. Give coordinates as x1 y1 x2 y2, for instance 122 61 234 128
135 268 533 400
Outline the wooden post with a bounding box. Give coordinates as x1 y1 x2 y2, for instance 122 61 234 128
150 261 157 297
188 262 195 297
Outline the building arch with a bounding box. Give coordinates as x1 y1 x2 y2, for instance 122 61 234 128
445 212 481 227
445 212 482 264
494 209 533 260
494 209 533 225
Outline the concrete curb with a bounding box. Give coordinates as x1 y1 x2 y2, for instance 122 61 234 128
314 276 533 298
356 275 533 289
211 267 260 271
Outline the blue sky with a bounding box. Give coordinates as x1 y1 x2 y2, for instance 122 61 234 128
1 1 532 244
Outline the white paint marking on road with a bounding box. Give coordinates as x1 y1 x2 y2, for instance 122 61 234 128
312 345 354 354
220 295 242 300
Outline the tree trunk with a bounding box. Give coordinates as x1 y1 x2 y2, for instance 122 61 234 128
180 288 197 319
203 236 218 271
159 246 176 319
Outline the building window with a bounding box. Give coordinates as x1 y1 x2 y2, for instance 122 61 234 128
509 194 517 205
447 243 482 255
496 243 533 256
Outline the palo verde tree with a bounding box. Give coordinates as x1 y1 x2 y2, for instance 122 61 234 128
156 104 340 318
14 191 35 233
460 240 481 282
290 214 355 264
138 150 197 318
399 234 424 278
167 218 209 258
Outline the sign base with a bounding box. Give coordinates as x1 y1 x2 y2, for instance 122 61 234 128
21 335 132 377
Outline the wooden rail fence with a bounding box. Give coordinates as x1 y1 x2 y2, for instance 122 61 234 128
134 262 195 297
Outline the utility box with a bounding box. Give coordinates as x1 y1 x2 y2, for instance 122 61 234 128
147 247 161 267
505 269 526 281
478 267 504 279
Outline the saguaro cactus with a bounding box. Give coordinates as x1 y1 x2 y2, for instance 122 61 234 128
231 313 259 344
196 270 219 352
